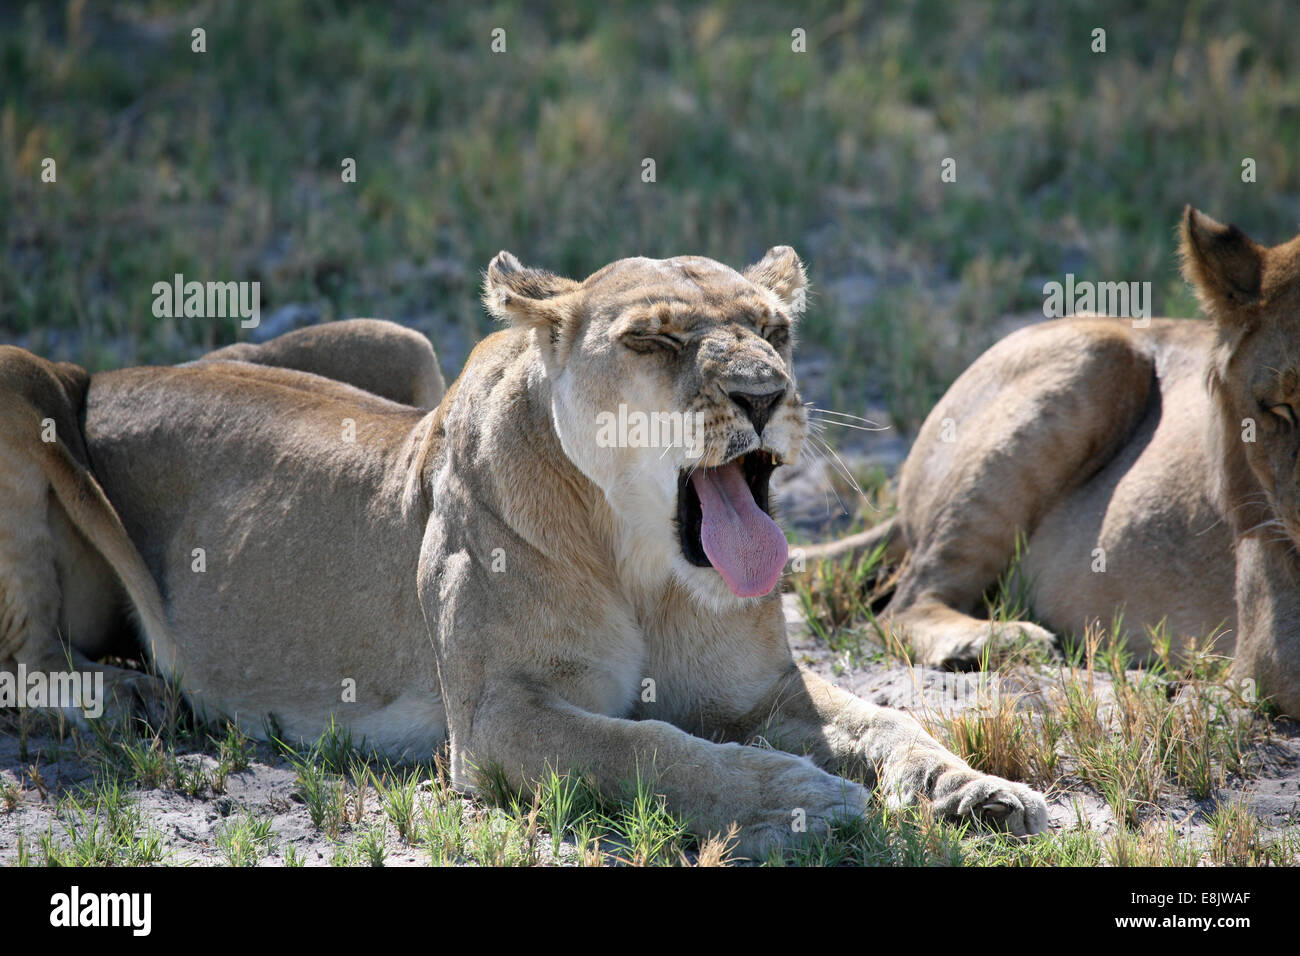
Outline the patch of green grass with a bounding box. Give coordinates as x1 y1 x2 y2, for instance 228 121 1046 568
115 730 171 789
355 823 387 868
14 831 32 867
279 720 372 837
7 1 1299 417
290 753 347 837
1050 621 1268 827
420 796 469 866
329 843 358 867
1206 798 1300 866
465 808 540 867
216 812 276 867
984 533 1033 624
315 715 362 775
209 721 253 793
171 756 208 798
0 774 21 812
39 777 167 866
964 825 1107 867
795 536 909 670
79 706 255 800
1104 820 1202 868
444 762 696 865
374 764 422 843
600 770 692 867
475 762 705 866
766 803 966 867
533 767 601 857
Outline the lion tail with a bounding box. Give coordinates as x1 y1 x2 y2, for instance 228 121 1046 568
41 439 176 667
797 514 905 568
2 347 177 672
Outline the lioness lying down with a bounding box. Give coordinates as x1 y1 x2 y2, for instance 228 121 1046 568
811 208 1300 717
0 248 1047 853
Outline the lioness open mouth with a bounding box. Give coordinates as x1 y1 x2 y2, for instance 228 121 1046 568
677 451 787 598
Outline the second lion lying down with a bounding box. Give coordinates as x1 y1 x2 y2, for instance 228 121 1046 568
0 247 1047 854
809 207 1300 718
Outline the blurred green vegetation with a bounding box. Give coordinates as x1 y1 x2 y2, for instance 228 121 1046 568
3 0 1299 427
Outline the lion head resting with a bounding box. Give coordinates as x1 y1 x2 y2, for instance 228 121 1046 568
1183 207 1300 544
480 247 809 607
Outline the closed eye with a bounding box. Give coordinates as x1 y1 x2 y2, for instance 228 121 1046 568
763 326 790 349
624 331 685 352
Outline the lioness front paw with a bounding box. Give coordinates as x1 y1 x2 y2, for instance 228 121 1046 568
730 755 871 859
934 774 1049 836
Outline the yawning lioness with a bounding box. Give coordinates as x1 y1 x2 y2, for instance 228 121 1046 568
0 247 1048 854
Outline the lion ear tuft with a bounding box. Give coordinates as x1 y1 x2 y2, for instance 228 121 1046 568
743 246 808 313
1179 207 1265 324
481 251 580 328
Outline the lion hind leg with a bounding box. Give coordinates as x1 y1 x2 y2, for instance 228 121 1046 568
886 319 1156 665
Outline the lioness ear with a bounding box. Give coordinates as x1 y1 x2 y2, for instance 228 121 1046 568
482 251 580 328
1179 207 1265 322
743 246 808 313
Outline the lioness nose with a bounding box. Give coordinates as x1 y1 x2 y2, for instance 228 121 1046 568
729 387 787 436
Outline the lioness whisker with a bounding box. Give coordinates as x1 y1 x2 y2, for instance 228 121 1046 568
1199 494 1276 536
807 407 890 430
806 433 871 517
808 432 867 500
800 440 852 518
808 418 889 434
1240 517 1285 538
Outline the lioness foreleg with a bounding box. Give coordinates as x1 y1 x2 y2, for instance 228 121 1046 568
738 665 1049 835
460 677 871 859
1232 539 1300 717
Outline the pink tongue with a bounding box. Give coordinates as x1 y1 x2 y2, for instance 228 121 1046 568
690 461 788 597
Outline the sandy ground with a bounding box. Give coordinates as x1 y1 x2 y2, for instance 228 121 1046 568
2 599 1296 866
784 597 1300 854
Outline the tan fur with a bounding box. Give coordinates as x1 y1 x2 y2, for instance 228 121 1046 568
199 318 445 408
1 261 1046 855
0 348 173 721
809 209 1300 717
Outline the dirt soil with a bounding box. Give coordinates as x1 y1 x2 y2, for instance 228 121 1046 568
2 601 1296 865
784 596 1300 854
